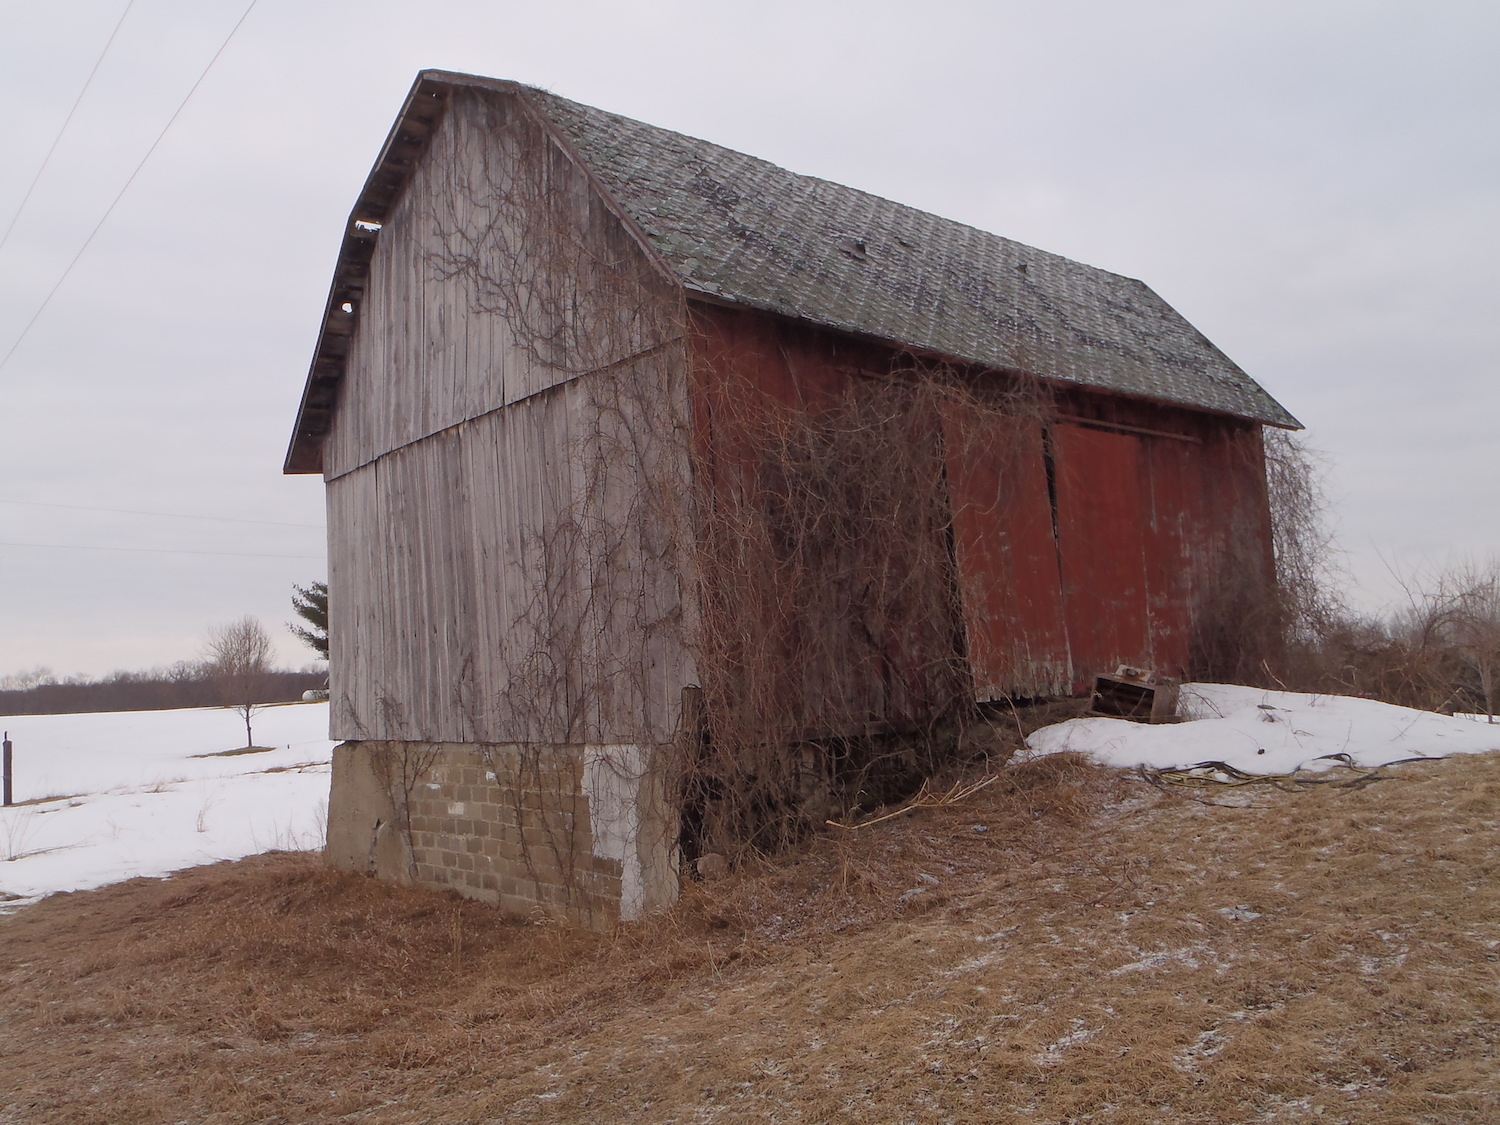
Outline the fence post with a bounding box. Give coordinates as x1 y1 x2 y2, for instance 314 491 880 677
2 731 11 807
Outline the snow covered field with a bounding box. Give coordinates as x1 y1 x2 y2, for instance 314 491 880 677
0 702 334 912
2 688 1496 915
1027 683 1500 774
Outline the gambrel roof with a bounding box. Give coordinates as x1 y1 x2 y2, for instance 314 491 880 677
287 70 1297 473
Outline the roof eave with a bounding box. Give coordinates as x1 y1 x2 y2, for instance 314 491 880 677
284 72 500 475
681 290 1302 430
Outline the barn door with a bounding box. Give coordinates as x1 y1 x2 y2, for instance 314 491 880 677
1050 422 1153 689
940 404 1070 699
1137 435 1197 679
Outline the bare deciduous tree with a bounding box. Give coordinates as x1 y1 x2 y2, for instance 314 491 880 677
1433 560 1500 722
204 616 274 748
0 666 56 691
1264 429 1344 646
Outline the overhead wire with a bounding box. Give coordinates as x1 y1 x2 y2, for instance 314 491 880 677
0 0 261 375
0 540 322 561
0 497 322 529
0 0 136 259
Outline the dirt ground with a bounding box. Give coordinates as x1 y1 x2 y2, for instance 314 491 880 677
1 749 1497 1124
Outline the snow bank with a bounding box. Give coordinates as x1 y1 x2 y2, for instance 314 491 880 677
1026 683 1500 773
0 702 334 911
4 689 1495 913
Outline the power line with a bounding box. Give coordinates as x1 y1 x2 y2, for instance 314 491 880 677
0 498 322 529
0 0 137 259
0 540 323 561
0 0 260 375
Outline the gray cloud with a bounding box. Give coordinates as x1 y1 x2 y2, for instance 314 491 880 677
0 0 1494 675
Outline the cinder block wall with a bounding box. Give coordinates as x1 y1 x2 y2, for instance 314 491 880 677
325 741 680 927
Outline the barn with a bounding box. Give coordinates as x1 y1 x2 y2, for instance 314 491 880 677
286 70 1298 925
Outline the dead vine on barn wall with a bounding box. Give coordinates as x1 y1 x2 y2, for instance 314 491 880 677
1187 428 1286 686
361 84 1283 907
369 739 442 881
427 89 681 383
682 356 1053 855
400 85 1097 877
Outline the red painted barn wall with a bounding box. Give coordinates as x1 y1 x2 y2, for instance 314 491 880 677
687 302 1278 729
939 402 1070 699
1052 422 1154 684
1044 395 1277 690
686 305 963 739
1139 432 1199 677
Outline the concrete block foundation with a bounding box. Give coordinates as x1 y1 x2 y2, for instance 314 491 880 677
325 740 680 927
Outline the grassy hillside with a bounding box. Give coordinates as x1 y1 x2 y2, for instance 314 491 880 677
1 751 1496 1123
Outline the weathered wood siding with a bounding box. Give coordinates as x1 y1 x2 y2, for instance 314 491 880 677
325 86 694 746
941 405 1071 699
1044 402 1275 689
325 86 677 479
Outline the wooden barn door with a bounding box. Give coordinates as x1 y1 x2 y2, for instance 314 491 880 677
1050 422 1153 689
940 405 1071 699
1137 435 1198 680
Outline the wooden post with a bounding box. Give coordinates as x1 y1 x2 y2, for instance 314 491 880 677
2 731 11 807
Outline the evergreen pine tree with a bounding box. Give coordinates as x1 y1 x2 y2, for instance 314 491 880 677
289 581 329 660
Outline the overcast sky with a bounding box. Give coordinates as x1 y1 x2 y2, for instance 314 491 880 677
0 0 1495 678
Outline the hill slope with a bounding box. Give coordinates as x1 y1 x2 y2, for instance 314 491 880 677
1 749 1496 1124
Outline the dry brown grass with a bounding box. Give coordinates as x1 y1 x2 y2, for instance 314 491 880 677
2 750 1498 1124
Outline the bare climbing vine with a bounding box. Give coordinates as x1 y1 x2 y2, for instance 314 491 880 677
369 740 442 881
351 83 1295 917
380 85 1084 887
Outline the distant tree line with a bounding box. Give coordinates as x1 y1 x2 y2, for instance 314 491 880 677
0 663 326 717
2 585 332 721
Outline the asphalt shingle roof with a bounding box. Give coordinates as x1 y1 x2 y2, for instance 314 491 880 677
287 72 1299 473
532 88 1298 428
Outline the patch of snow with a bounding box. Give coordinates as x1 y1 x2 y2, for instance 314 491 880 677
1219 905 1264 922
1177 1027 1229 1068
0 702 334 910
945 951 1001 976
1358 949 1408 975
1110 945 1214 975
1035 1019 1099 1065
1025 684 1500 774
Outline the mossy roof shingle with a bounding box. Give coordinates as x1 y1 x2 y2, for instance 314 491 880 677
531 86 1298 428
